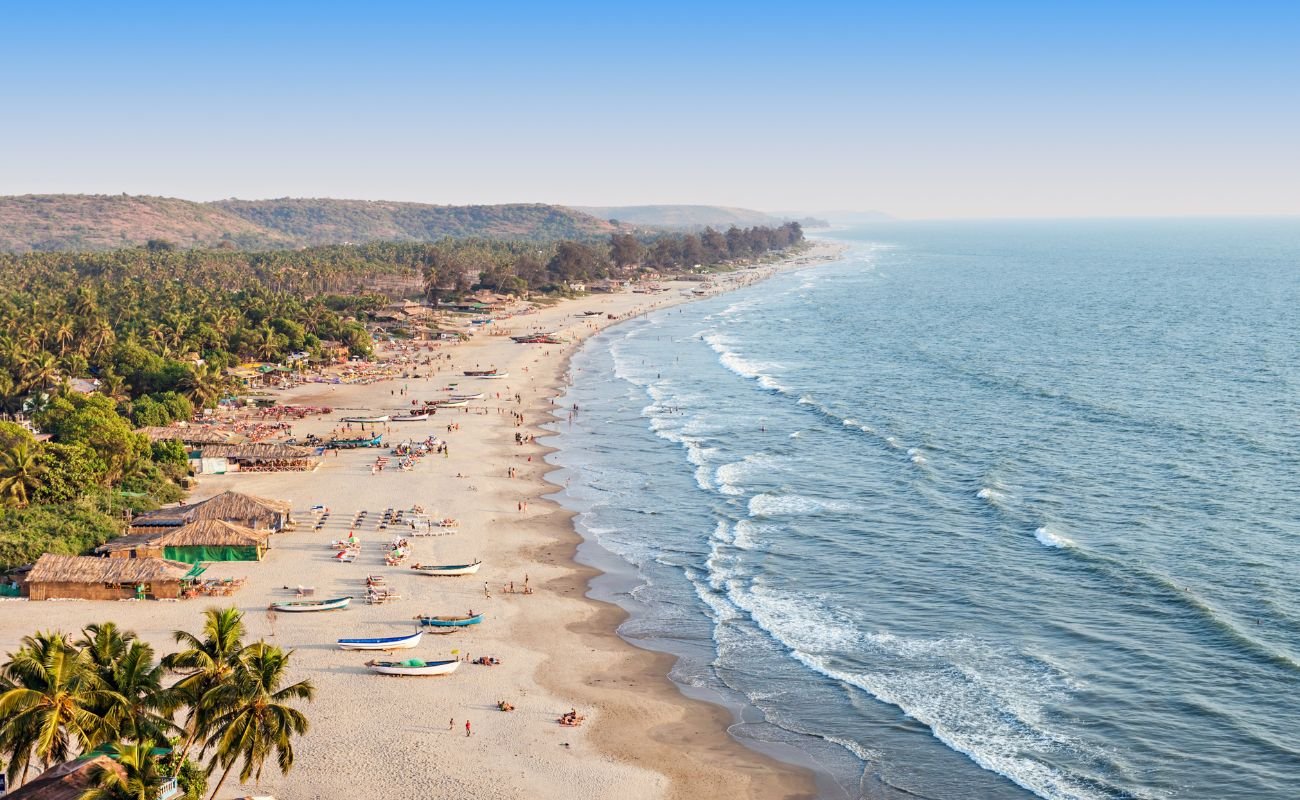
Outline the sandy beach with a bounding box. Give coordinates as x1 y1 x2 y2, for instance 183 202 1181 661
0 242 842 800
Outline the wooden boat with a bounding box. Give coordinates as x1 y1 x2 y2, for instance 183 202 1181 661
478 372 509 379
462 369 499 377
449 392 485 401
366 658 460 676
328 434 383 449
269 597 351 613
391 413 430 422
341 415 390 423
337 631 423 651
417 613 484 628
412 560 482 576
432 399 467 408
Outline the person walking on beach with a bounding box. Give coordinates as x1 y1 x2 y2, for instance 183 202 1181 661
465 720 472 737
449 717 455 730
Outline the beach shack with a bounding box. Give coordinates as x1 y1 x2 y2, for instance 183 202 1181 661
3 754 182 800
97 519 268 563
23 554 190 600
130 490 293 534
192 442 318 473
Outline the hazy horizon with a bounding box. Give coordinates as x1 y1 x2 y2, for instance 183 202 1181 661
3 2 1297 219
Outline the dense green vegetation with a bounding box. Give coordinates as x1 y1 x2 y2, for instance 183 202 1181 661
0 222 802 568
0 194 619 253
0 608 313 799
214 198 615 245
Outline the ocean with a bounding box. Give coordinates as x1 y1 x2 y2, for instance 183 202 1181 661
543 219 1300 800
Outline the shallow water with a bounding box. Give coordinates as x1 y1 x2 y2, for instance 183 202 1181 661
546 219 1300 800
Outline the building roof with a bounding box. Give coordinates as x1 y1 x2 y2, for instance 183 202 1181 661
3 755 124 800
100 519 268 552
137 426 242 446
132 491 293 528
199 443 316 461
26 555 191 585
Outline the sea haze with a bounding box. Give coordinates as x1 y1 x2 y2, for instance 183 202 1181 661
545 219 1300 800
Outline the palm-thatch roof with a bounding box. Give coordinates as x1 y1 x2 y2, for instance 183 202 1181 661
3 755 124 800
132 491 293 530
99 519 268 552
25 554 191 585
137 426 243 446
199 443 316 461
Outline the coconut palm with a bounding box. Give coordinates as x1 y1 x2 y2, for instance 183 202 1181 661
77 624 176 744
78 739 167 800
178 363 226 409
0 440 44 508
163 608 245 767
200 643 313 800
0 632 117 786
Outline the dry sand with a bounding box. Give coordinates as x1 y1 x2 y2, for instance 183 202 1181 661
0 243 843 800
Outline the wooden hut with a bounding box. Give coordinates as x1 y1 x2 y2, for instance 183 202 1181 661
194 443 318 473
130 490 293 534
99 519 268 563
24 554 191 600
4 755 181 800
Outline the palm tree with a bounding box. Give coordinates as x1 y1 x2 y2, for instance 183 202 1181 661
78 739 167 800
200 643 313 800
0 632 117 787
163 609 245 768
21 351 59 393
0 441 44 508
77 624 176 744
179 363 226 409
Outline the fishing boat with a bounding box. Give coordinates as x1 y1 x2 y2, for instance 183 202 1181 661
366 658 460 676
478 371 509 379
269 597 351 613
391 413 430 422
462 369 499 377
412 560 482 576
341 415 390 423
512 333 563 344
416 613 484 628
327 434 383 449
449 392 485 401
432 399 467 408
337 631 422 651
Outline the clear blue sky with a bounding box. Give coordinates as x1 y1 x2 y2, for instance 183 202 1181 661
2 1 1297 218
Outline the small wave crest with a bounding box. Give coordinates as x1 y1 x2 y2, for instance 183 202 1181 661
748 493 859 517
1034 526 1075 549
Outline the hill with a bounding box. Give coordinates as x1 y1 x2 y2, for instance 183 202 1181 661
0 195 617 253
213 198 615 246
0 194 297 252
572 204 785 229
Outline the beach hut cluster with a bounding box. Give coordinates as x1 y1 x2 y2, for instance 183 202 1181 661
23 554 194 601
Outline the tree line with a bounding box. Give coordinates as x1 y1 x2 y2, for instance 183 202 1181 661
0 607 312 799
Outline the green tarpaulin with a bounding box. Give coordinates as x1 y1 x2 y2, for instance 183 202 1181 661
163 546 262 563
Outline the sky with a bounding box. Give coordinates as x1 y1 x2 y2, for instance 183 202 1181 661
1 1 1298 219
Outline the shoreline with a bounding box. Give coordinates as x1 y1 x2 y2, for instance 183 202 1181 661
0 241 846 800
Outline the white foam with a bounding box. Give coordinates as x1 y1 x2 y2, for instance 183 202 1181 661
1034 526 1075 549
907 447 928 465
748 493 859 517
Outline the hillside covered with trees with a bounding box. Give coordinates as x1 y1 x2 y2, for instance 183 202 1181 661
0 195 618 253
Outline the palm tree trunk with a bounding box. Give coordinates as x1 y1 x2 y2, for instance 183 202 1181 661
208 760 235 800
173 726 197 777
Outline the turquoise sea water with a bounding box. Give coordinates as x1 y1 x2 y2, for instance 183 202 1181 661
545 220 1300 800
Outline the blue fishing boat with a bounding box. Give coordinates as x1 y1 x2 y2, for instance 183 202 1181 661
416 613 484 628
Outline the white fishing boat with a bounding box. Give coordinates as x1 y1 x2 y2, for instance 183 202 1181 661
476 372 509 379
391 413 430 422
433 399 467 408
341 415 390 423
269 597 351 613
337 631 423 651
366 658 460 676
449 392 485 401
412 560 482 576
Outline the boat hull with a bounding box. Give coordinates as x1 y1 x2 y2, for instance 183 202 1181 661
271 597 351 613
418 613 484 627
367 659 460 676
414 562 481 576
338 631 423 650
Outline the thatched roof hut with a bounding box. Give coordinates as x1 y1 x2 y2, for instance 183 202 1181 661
3 755 123 800
195 443 319 473
131 490 293 533
100 519 269 563
137 426 242 446
24 554 191 600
